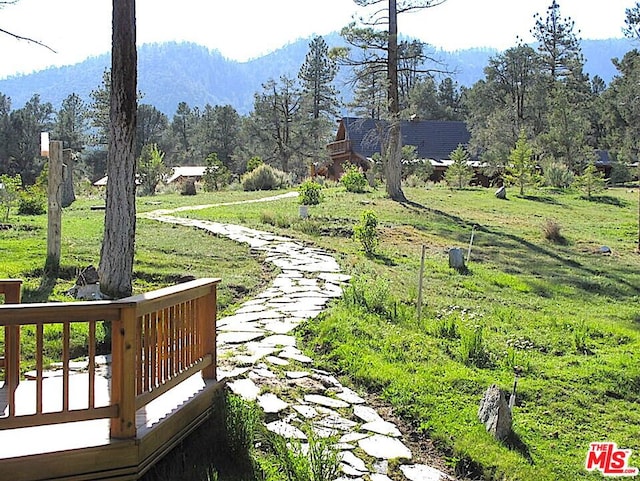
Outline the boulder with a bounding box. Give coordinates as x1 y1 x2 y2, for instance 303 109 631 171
495 186 507 199
478 384 512 441
448 247 465 272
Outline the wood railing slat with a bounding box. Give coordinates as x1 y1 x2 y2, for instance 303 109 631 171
0 278 220 441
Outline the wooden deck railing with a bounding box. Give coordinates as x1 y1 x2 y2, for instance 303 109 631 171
326 139 351 156
0 278 219 439
0 280 22 412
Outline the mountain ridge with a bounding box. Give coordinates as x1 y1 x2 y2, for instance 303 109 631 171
0 35 634 116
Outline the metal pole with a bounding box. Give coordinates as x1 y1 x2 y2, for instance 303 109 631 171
467 224 477 263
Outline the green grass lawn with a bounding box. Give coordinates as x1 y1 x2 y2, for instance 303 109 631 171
2 183 639 480
177 183 640 481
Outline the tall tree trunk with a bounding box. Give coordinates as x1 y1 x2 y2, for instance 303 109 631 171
386 0 406 202
99 0 137 298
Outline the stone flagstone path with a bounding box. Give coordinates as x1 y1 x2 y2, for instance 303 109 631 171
142 195 454 481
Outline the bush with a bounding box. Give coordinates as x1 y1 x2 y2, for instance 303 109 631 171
241 164 290 191
340 164 368 193
542 219 565 244
298 179 322 205
543 161 574 188
460 325 491 367
246 156 264 173
18 187 46 215
354 210 378 255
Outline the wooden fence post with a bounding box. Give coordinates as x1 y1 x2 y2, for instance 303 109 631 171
200 285 217 380
110 305 138 439
45 140 63 275
2 280 22 401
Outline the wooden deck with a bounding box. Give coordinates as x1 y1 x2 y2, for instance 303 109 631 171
0 279 222 481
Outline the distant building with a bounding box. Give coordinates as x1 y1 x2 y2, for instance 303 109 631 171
93 166 207 187
323 116 475 182
165 166 207 184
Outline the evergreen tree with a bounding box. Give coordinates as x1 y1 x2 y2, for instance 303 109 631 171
531 0 585 84
53 93 88 153
506 129 540 196
137 143 169 196
298 36 339 121
170 101 199 165
444 144 473 189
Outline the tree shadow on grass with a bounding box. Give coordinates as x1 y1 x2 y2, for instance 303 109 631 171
368 251 397 266
521 194 561 205
583 195 628 207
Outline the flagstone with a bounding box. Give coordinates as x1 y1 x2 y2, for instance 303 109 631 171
304 394 350 409
400 464 450 481
292 404 318 419
265 355 289 366
361 420 402 437
285 371 310 379
341 464 367 477
258 393 289 413
228 378 260 401
260 334 297 347
358 434 411 460
266 420 306 440
217 331 264 344
316 415 358 431
336 387 366 404
353 405 385 423
341 451 368 472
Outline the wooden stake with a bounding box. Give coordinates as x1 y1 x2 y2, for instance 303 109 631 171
417 245 426 320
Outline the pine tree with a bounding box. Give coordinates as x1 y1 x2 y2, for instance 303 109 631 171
506 129 540 196
444 145 473 189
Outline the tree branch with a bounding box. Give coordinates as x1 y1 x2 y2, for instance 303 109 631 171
0 26 56 52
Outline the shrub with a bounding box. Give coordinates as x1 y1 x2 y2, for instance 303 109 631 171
460 325 491 367
340 164 368 193
203 152 231 192
543 161 574 188
18 186 46 215
354 210 379 255
241 164 290 191
298 179 322 205
0 173 21 221
542 219 565 244
246 156 264 173
137 144 170 196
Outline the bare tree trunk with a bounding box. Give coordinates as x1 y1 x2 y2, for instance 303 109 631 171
385 0 406 202
99 0 137 298
61 149 75 208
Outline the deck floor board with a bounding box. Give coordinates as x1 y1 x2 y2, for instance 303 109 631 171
0 371 209 460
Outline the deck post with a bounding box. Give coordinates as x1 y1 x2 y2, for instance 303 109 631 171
1 280 21 395
200 284 217 380
110 305 138 438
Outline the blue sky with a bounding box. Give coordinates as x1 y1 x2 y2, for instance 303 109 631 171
0 0 636 79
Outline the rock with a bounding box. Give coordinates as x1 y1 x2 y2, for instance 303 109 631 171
400 464 450 481
448 247 465 272
495 186 507 199
76 265 99 285
304 394 350 409
75 283 105 300
258 393 289 413
478 384 512 441
358 434 412 460
599 246 612 255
